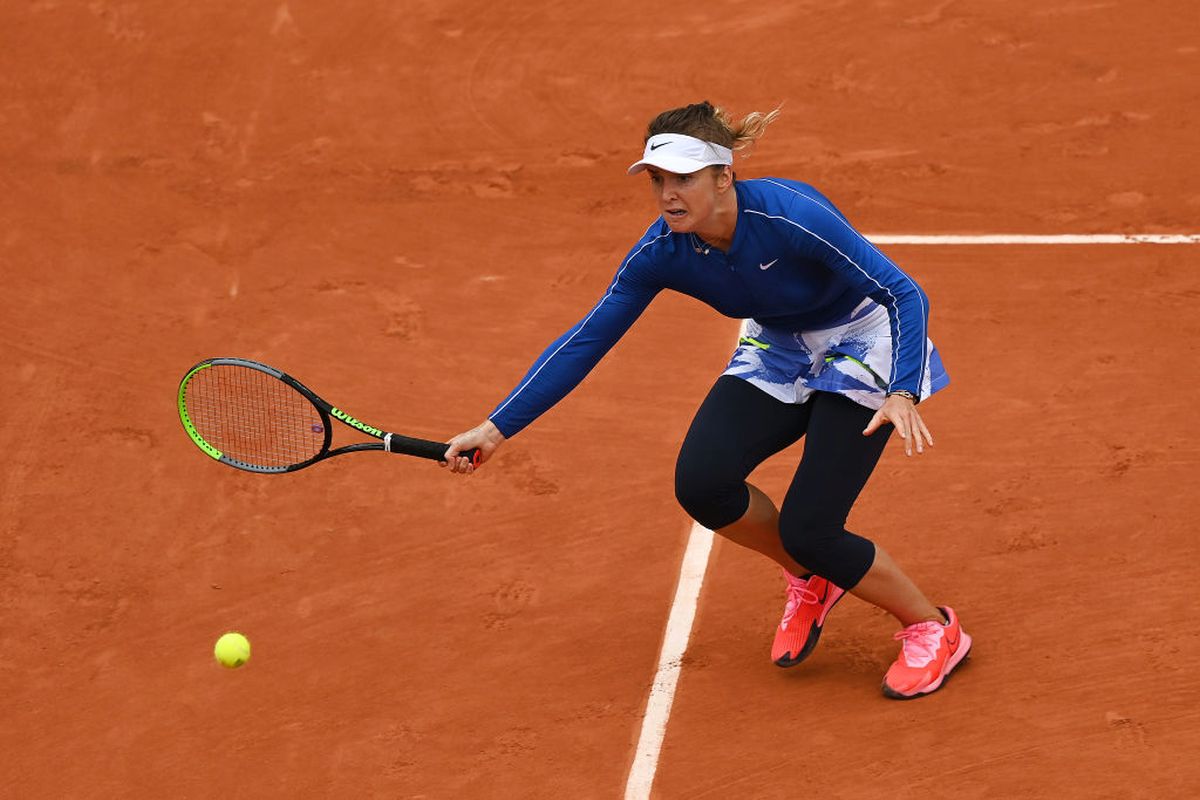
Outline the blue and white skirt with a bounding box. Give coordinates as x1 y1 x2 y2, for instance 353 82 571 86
722 299 949 410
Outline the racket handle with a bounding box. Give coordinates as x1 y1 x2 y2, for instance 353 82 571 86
384 433 482 466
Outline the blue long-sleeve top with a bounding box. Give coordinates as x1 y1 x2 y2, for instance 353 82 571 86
489 177 931 438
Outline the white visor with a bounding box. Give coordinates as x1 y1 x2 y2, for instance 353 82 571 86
627 133 734 175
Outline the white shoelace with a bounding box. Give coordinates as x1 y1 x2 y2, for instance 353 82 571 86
894 620 944 667
779 573 819 628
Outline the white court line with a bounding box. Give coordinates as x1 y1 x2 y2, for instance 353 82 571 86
623 522 714 800
867 233 1200 245
621 231 1199 799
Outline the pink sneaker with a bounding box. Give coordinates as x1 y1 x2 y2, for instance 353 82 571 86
882 606 972 699
771 570 846 667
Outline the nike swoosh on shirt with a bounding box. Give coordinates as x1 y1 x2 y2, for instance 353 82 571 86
759 259 778 270
649 141 672 150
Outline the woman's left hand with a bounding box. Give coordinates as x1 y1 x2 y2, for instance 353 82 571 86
863 394 933 456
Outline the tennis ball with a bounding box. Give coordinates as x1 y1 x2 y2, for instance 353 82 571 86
214 631 251 669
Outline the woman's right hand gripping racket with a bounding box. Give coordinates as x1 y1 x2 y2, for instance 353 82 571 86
177 357 480 474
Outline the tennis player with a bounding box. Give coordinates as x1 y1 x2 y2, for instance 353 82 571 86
444 101 971 700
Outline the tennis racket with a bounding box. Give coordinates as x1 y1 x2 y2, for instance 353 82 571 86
177 357 480 474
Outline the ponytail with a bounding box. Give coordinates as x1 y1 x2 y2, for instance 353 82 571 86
645 101 781 156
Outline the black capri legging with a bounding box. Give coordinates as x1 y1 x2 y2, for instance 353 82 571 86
674 375 892 590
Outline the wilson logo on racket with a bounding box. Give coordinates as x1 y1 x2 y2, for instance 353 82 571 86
330 407 383 437
177 357 480 474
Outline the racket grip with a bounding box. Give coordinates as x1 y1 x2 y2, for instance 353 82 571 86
384 433 481 466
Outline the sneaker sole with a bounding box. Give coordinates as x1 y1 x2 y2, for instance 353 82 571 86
772 588 847 668
881 632 973 700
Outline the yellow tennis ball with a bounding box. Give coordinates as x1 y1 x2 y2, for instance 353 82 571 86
214 632 251 669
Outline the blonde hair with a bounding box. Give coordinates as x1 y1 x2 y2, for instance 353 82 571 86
645 101 781 155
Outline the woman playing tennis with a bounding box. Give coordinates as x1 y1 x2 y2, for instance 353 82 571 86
444 101 971 700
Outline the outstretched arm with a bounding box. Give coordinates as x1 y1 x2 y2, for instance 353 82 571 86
443 245 663 475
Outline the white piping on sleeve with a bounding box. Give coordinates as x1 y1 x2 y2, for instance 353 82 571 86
490 232 672 424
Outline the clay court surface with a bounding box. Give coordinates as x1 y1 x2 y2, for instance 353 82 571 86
2 2 1198 797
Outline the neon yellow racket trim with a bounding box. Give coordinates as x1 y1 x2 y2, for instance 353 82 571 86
178 363 223 460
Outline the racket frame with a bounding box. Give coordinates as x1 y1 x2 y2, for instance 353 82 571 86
178 357 475 474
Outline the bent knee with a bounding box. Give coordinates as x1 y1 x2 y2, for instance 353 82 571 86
675 460 749 530
778 510 874 589
779 525 843 569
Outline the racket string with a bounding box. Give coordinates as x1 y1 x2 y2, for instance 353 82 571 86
186 365 325 468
